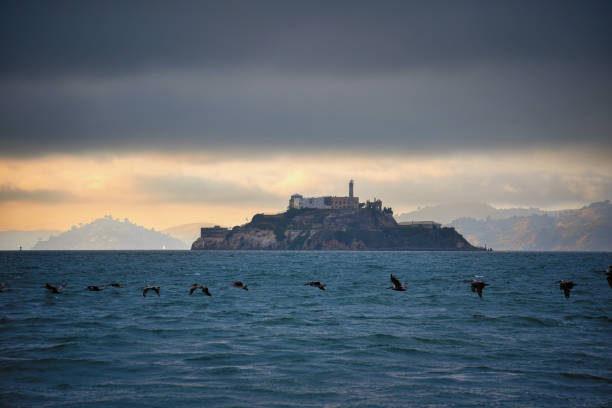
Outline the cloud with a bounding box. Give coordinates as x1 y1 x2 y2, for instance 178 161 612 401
367 171 612 211
1 65 611 157
0 1 611 157
1 1 610 79
136 175 282 205
0 184 75 203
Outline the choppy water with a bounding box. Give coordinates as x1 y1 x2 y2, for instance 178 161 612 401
1 251 611 407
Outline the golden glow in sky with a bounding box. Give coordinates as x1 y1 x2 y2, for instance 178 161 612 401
1 150 610 231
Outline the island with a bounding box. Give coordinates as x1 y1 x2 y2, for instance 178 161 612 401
192 180 481 251
191 208 480 251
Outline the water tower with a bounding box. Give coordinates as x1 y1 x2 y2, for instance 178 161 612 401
349 179 354 198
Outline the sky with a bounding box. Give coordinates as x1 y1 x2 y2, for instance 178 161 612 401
1 0 611 231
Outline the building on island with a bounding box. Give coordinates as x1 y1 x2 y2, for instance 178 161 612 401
289 180 359 210
289 194 332 209
331 196 359 209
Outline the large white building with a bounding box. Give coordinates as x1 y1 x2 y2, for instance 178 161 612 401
289 180 359 210
289 194 331 209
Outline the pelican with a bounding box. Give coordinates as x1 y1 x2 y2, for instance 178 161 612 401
555 280 576 299
86 285 104 291
466 280 489 298
594 267 612 288
142 286 160 297
44 282 66 294
190 284 211 296
387 274 406 291
232 281 248 291
109 283 122 288
305 281 326 290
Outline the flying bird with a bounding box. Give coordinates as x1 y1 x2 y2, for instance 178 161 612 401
594 267 612 288
44 282 66 294
190 284 211 296
466 280 489 298
232 281 248 291
142 286 160 297
305 281 326 290
387 274 406 291
555 280 576 299
86 285 104 291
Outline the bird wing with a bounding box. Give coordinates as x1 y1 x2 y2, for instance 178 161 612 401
390 275 402 289
143 287 149 297
476 287 483 297
203 287 212 296
153 287 160 296
189 286 197 295
563 288 570 298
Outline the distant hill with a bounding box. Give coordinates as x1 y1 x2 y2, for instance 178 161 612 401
450 201 612 251
162 222 215 246
32 216 187 250
0 230 60 250
396 202 555 225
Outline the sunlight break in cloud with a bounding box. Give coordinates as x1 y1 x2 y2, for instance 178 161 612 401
0 151 610 231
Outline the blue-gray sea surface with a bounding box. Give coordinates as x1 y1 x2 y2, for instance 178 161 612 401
1 251 611 407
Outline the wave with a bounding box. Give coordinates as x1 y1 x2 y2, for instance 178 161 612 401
184 353 234 362
251 316 301 327
560 372 612 383
514 315 560 327
1 357 111 372
381 345 426 355
362 333 402 341
25 342 77 351
412 336 468 346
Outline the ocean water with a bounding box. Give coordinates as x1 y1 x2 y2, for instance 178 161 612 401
1 250 611 408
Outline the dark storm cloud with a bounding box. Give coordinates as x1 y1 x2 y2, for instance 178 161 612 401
1 0 611 78
0 0 611 156
1 66 611 156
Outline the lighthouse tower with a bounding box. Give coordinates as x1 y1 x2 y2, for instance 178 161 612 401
349 179 354 198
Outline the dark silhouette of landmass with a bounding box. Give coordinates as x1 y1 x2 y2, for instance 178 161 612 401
192 208 478 251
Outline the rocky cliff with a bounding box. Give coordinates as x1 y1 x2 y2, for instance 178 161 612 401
192 208 479 251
